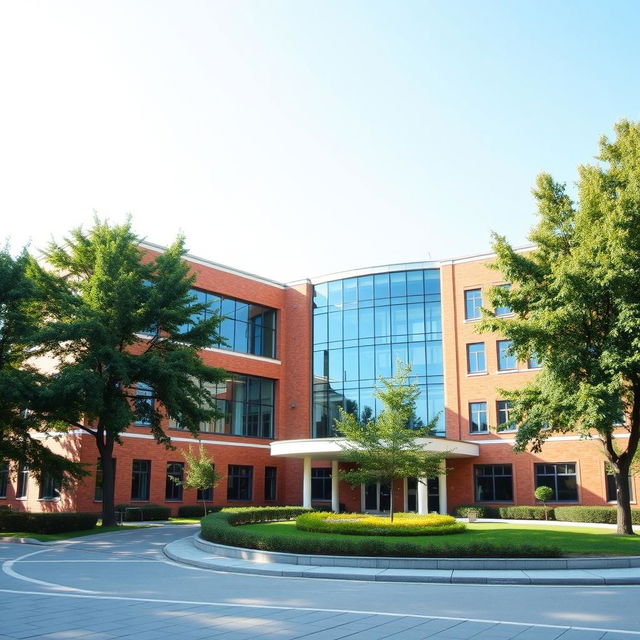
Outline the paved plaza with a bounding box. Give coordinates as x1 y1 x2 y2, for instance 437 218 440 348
2 525 640 639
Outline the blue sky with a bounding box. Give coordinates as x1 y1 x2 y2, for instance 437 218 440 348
1 1 639 281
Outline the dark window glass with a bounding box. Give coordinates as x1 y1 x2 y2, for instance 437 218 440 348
197 487 213 502
95 458 117 501
0 462 8 498
467 343 486 373
17 465 28 498
264 466 277 501
227 465 253 501
311 468 332 501
496 400 515 431
134 383 154 425
131 460 151 501
475 465 513 502
469 402 488 433
535 463 578 502
605 465 634 502
165 462 184 501
464 289 482 320
39 474 60 500
497 340 516 371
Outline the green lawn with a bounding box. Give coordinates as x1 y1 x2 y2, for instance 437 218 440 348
241 520 640 556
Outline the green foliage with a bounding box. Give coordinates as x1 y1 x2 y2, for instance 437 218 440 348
478 120 640 534
295 511 465 536
0 511 98 534
114 504 171 521
554 506 640 525
335 363 446 520
181 445 222 516
498 506 553 520
453 505 500 518
177 505 222 518
535 486 554 503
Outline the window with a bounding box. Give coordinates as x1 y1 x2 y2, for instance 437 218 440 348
17 465 29 499
311 468 332 501
0 462 8 498
134 383 154 425
197 487 213 502
496 400 515 431
494 284 512 316
535 463 578 502
497 340 516 371
264 466 277 501
464 289 482 320
94 459 116 501
475 465 513 502
165 462 184 501
467 343 486 374
528 353 541 369
469 402 488 433
131 460 151 501
605 465 635 502
38 474 60 500
227 465 253 501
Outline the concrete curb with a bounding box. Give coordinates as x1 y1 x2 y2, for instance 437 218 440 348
0 536 46 545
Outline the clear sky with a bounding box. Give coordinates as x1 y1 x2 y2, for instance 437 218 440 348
1 1 639 282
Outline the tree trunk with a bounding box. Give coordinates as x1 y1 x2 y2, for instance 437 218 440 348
97 439 116 527
613 464 634 535
389 480 394 523
202 496 207 518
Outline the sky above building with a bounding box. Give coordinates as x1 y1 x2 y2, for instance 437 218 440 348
1 1 639 282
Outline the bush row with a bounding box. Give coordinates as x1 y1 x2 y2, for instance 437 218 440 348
177 505 223 518
0 512 99 534
199 507 561 558
453 504 640 524
115 504 172 521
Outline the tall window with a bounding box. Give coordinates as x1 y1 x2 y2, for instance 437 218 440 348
467 343 486 374
469 402 488 433
17 465 29 499
311 468 332 501
197 487 213 502
497 340 516 371
475 465 513 502
0 462 8 498
605 465 634 502
95 459 116 501
535 463 578 502
264 466 277 501
131 460 151 501
165 462 184 501
496 400 515 431
134 383 154 425
464 289 482 320
494 284 512 316
227 465 253 501
38 474 60 500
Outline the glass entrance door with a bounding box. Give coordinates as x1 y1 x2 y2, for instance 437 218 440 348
406 477 439 513
363 482 391 512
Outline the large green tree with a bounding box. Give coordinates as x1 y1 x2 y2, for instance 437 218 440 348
479 120 640 535
28 219 226 526
334 364 445 521
0 247 85 486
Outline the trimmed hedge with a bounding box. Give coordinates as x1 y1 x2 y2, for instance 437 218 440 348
0 512 98 534
554 506 640 525
177 505 223 518
498 506 553 520
115 504 171 521
452 505 500 518
199 507 561 558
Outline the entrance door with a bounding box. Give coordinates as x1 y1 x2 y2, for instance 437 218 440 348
406 477 440 513
363 482 391 512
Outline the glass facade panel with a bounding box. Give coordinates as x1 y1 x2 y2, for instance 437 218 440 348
312 269 444 437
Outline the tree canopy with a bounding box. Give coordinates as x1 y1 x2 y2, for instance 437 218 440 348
181 444 222 516
479 119 640 535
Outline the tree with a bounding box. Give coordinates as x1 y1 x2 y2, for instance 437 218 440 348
28 219 226 526
534 486 553 520
478 120 640 535
181 444 222 516
0 246 85 487
334 363 445 522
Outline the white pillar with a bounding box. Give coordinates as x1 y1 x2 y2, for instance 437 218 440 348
302 456 312 508
438 460 448 515
331 460 339 513
417 477 429 514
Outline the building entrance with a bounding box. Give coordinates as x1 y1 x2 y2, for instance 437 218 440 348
406 477 440 513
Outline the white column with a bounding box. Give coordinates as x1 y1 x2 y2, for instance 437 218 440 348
302 456 312 508
438 460 448 515
331 460 339 513
417 477 429 514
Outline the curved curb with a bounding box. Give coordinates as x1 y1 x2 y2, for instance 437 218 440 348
0 536 46 545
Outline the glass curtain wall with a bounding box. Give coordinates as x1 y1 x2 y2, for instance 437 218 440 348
312 269 444 437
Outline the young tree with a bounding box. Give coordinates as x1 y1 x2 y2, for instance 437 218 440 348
334 364 445 522
181 445 222 516
28 219 226 526
479 120 640 535
0 247 85 486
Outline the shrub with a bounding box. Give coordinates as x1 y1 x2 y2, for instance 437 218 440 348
115 504 171 521
554 506 640 525
452 504 500 518
177 505 223 518
199 507 561 558
498 506 554 520
0 512 98 534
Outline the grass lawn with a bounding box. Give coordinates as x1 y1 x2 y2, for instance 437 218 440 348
241 520 640 556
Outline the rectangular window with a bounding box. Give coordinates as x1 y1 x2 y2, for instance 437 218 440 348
469 402 488 433
497 340 516 371
467 343 486 374
0 462 8 498
227 465 253 501
528 353 541 369
134 383 154 425
605 465 635 502
494 284 512 316
535 463 578 502
264 466 277 502
496 400 515 431
197 487 213 502
131 460 151 501
165 462 184 501
311 468 332 501
464 289 482 320
17 465 29 499
38 474 60 500
94 458 117 501
475 465 513 502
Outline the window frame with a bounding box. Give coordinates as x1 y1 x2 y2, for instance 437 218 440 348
496 400 516 431
227 465 253 501
165 461 184 502
464 288 482 321
38 474 60 501
474 464 514 502
469 401 488 434
535 462 578 502
264 466 277 502
605 464 635 503
16 464 29 499
311 468 332 501
496 339 517 372
467 342 486 374
131 459 151 502
0 462 8 498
